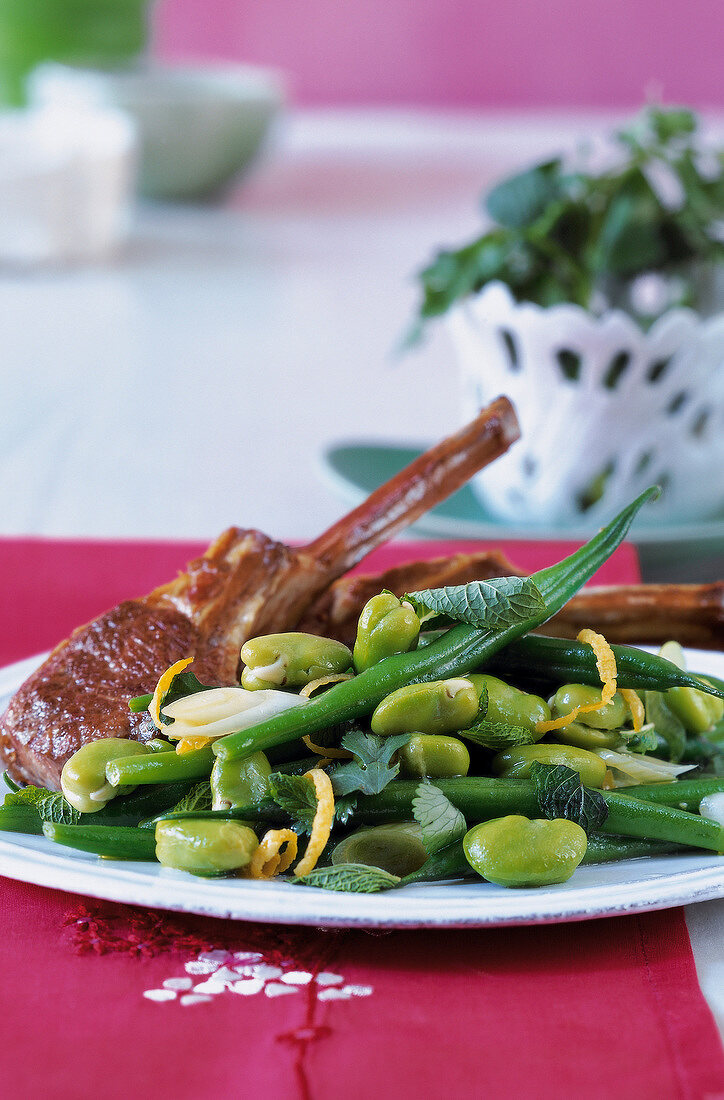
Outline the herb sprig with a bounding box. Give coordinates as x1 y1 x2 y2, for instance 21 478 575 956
413 105 723 333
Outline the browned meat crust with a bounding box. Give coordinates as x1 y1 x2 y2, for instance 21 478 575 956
301 551 724 651
298 550 523 646
547 582 724 650
0 399 520 789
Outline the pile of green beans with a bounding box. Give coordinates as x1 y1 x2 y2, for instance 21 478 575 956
4 485 724 887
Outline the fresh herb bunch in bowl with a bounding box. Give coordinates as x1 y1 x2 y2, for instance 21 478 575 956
414 105 724 528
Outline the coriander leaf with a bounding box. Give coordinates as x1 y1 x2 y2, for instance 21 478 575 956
531 762 608 834
328 730 410 797
268 772 356 835
293 863 400 893
405 578 546 632
169 781 213 815
619 724 660 755
412 783 467 855
5 786 80 826
459 717 538 752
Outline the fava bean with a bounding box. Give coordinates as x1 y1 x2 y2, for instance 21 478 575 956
552 721 621 752
371 679 479 736
353 592 420 673
467 674 550 736
665 683 724 735
331 822 427 877
240 633 352 690
398 734 470 779
463 815 587 886
550 684 629 729
211 751 272 811
155 820 258 876
61 739 153 813
492 743 608 787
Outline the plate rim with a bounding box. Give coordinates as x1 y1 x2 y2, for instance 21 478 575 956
1 650 723 928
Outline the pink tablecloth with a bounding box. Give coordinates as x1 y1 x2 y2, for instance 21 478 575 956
1 536 722 1100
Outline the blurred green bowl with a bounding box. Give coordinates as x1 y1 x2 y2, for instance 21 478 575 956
30 62 285 201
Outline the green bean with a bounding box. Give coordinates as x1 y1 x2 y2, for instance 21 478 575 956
401 832 691 881
616 778 724 813
582 835 689 863
0 804 46 835
145 800 283 828
91 780 199 826
215 488 658 763
487 635 724 698
42 822 158 860
354 778 724 851
399 840 471 884
356 777 537 825
106 746 215 787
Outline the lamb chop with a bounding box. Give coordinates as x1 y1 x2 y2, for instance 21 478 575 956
0 397 520 789
300 552 724 650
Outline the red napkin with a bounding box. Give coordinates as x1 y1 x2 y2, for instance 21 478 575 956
1 536 722 1100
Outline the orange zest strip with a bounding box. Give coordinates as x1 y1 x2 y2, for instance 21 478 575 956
302 735 353 760
300 673 354 699
249 829 299 880
175 736 214 755
294 768 335 877
149 657 194 731
620 688 645 732
536 629 618 734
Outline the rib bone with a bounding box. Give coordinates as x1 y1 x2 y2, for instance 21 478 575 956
0 398 520 788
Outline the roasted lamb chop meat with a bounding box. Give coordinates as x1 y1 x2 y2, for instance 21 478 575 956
0 398 520 789
300 553 724 651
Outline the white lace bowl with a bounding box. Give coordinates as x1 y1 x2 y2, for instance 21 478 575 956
449 282 724 527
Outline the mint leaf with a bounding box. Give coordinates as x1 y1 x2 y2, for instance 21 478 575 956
405 578 545 632
169 781 213 815
486 159 565 228
293 863 400 892
329 730 410 797
459 717 538 752
268 772 356 835
412 783 467 855
531 763 608 834
6 786 80 826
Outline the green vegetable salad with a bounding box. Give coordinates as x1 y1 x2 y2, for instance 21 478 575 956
3 488 724 893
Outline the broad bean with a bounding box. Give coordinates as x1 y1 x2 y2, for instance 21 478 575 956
211 751 272 811
371 678 479 736
331 822 427 877
398 734 470 779
353 593 420 672
550 684 628 729
467 673 550 736
463 815 588 887
492 743 608 787
240 633 352 690
155 820 258 876
61 738 153 813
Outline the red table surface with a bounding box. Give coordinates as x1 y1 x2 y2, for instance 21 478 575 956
0 535 722 1100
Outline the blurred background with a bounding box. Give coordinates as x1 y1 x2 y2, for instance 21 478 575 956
1 0 722 579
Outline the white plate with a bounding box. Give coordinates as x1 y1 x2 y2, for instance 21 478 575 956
1 651 723 928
